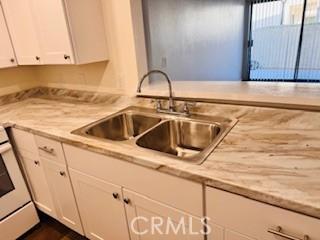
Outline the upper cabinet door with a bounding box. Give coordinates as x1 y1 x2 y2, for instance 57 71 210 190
0 4 16 68
1 0 42 65
30 0 74 64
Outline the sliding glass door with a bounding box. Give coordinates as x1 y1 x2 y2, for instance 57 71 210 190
297 0 320 80
249 0 320 82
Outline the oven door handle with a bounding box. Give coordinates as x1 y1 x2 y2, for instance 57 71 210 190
0 142 12 154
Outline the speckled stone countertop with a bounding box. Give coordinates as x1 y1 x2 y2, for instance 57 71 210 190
2 87 320 219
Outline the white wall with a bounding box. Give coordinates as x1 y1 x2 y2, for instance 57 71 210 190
143 0 246 81
0 66 38 96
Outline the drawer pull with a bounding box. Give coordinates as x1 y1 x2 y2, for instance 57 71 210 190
268 226 309 240
39 146 55 155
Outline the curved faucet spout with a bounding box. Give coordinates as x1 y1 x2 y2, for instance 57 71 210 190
137 70 175 111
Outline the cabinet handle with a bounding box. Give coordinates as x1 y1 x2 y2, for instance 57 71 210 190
112 193 119 199
268 226 309 240
10 58 15 63
123 198 131 205
59 171 66 177
35 56 40 61
34 160 40 165
38 146 55 155
64 54 70 60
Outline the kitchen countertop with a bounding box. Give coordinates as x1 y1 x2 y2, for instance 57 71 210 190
2 87 320 219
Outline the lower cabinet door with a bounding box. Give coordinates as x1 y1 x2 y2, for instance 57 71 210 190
20 154 56 217
207 224 224 240
224 230 254 240
123 189 205 240
69 168 130 240
43 160 83 234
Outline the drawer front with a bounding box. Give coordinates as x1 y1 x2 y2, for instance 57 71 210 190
206 187 320 240
12 128 38 155
35 135 66 164
64 144 203 217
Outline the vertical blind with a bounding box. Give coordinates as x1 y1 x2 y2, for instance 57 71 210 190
249 0 320 82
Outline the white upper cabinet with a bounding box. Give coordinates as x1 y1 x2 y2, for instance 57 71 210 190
62 0 109 64
1 0 42 65
30 0 75 64
1 0 108 65
0 3 16 68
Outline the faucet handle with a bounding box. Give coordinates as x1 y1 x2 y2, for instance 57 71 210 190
183 101 196 115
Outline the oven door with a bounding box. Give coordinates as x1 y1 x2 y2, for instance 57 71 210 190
0 142 31 220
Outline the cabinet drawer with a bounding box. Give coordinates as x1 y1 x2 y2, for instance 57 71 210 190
12 128 38 155
35 135 66 164
64 144 203 217
206 187 320 240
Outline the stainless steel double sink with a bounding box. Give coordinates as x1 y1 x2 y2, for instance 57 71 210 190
72 106 237 164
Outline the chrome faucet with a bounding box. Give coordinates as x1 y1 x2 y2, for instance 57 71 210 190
137 70 175 111
137 70 196 116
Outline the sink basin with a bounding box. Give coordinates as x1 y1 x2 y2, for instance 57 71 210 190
78 112 161 141
136 119 222 163
72 106 237 164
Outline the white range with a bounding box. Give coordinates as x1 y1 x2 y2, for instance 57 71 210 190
0 127 39 240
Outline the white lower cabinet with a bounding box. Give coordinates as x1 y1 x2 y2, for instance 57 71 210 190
224 230 254 240
69 168 130 240
123 189 204 240
69 168 205 240
208 222 252 240
208 224 224 240
64 144 205 240
14 131 320 240
19 153 56 217
42 160 83 234
12 129 83 235
206 187 320 240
